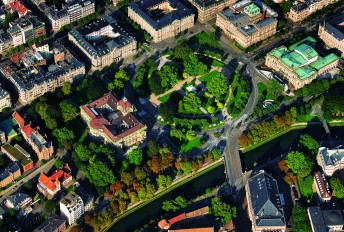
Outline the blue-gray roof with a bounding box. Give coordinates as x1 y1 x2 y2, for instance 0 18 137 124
248 172 286 227
129 0 194 31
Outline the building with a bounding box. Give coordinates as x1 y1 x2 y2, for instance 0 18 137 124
318 13 344 57
0 130 6 145
0 41 85 104
68 16 137 70
0 162 21 188
0 87 11 111
74 184 94 211
317 147 344 176
37 164 72 197
128 0 195 43
313 171 331 202
8 0 28 18
29 0 95 31
187 0 236 23
169 228 214 232
216 0 277 48
5 193 32 210
289 0 338 23
34 216 67 232
265 36 340 90
246 171 286 232
80 92 147 148
13 111 54 161
308 207 344 232
1 143 34 172
60 192 85 225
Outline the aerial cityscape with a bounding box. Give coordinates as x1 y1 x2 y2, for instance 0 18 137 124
0 0 342 231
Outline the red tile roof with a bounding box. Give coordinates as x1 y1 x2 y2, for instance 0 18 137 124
117 99 132 110
158 219 170 230
12 111 25 125
39 173 58 192
9 0 28 16
38 166 71 192
314 172 331 199
168 213 187 226
225 219 235 231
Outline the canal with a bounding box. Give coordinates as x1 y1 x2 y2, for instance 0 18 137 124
108 125 344 232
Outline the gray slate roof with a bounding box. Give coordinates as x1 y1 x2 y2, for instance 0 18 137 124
248 172 286 227
33 216 66 232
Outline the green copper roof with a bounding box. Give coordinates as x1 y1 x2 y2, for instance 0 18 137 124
244 3 260 17
269 36 338 80
310 53 340 70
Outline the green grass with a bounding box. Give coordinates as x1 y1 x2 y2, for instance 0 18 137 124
194 32 223 50
2 144 32 165
158 91 176 103
258 82 267 94
78 129 88 143
211 60 225 67
298 176 314 200
181 137 202 153
142 45 151 51
199 70 220 83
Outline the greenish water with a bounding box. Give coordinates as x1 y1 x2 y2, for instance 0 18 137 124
107 165 225 232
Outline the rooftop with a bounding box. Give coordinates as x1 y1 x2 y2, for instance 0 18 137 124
129 0 194 31
6 193 31 206
313 172 331 199
247 171 286 227
0 162 20 182
308 207 327 232
60 192 83 210
2 143 32 166
308 206 344 231
318 147 344 167
322 13 344 41
33 216 66 232
38 164 71 192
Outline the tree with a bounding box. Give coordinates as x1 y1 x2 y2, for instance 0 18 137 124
209 196 237 224
54 159 63 169
53 127 75 143
281 0 292 14
45 200 57 213
286 151 314 178
8 208 16 217
159 64 180 89
173 44 192 60
75 144 92 161
62 82 72 95
70 226 83 232
59 100 78 122
159 102 175 123
85 157 115 187
0 156 4 166
278 160 289 172
178 93 202 115
292 206 311 232
147 140 159 157
120 172 134 186
206 72 228 99
108 69 130 90
162 200 179 212
330 178 344 199
156 175 172 189
298 134 319 156
284 172 297 185
174 196 189 208
128 149 143 166
134 167 147 181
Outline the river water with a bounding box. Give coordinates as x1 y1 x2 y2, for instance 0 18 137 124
108 125 343 232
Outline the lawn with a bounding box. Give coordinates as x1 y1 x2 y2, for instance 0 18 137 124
211 60 225 67
199 70 220 83
298 176 314 200
194 32 223 50
158 91 176 103
181 137 202 153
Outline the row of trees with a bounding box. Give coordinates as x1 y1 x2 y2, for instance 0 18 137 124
227 72 250 117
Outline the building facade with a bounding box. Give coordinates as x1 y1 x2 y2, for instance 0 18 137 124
187 0 236 23
313 171 331 202
69 16 137 70
128 0 195 43
317 146 344 176
1 143 34 172
0 87 11 111
13 111 54 161
289 0 338 23
80 92 147 148
265 36 340 90
246 171 286 232
60 192 85 225
29 0 95 31
216 0 278 48
318 14 344 57
0 162 21 188
37 164 72 197
0 42 85 104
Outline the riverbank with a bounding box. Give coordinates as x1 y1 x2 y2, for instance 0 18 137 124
240 120 344 153
103 158 224 232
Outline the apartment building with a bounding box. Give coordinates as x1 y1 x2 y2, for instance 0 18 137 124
0 41 85 104
60 192 85 225
5 193 32 210
313 171 331 202
0 87 11 111
128 0 195 43
308 207 344 232
318 13 344 57
0 162 21 188
69 16 137 70
216 0 278 48
246 171 286 232
289 0 338 23
317 146 344 176
74 185 94 212
1 143 34 172
34 216 67 232
187 0 236 23
37 164 72 197
80 92 147 148
30 0 95 31
265 36 340 90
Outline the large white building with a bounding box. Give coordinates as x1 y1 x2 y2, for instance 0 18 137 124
60 192 84 225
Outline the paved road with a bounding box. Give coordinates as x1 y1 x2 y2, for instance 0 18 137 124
0 158 56 202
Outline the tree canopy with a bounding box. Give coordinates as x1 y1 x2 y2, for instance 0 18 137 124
178 93 202 115
286 151 314 178
128 148 143 166
330 178 344 199
298 134 319 156
206 72 228 99
209 196 236 224
108 69 130 90
59 100 78 122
